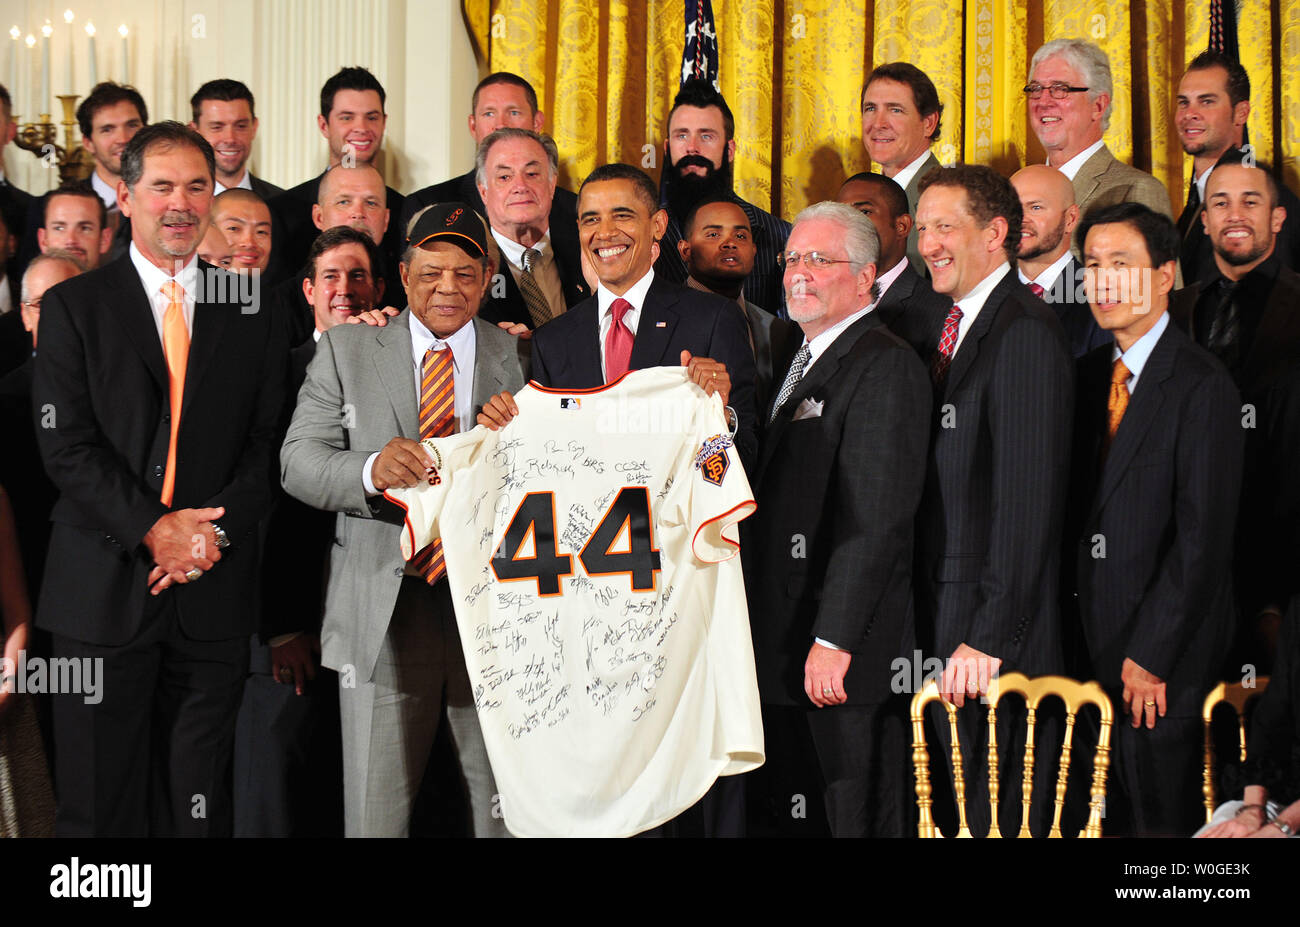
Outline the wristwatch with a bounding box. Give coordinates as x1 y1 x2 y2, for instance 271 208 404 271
210 521 230 551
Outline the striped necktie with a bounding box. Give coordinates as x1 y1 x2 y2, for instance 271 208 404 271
409 345 455 584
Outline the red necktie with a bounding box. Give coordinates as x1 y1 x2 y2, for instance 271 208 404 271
604 297 634 382
930 302 964 384
1028 282 1046 299
409 346 455 585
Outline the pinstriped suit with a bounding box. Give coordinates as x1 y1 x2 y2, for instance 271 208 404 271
1065 319 1242 835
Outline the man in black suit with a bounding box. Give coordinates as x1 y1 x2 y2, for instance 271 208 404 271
234 227 380 837
76 82 147 263
1169 161 1300 673
678 197 792 411
913 164 1073 835
270 68 404 282
656 79 791 316
1010 164 1110 358
477 163 758 471
1066 202 1242 836
37 183 112 271
32 122 286 836
400 72 576 238
745 201 930 836
189 80 282 199
1175 51 1300 283
0 83 35 280
474 127 587 328
836 171 949 358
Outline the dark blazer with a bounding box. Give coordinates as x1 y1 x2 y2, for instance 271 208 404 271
1065 320 1242 714
530 274 759 470
479 224 589 329
1179 148 1300 284
902 151 942 275
913 270 1074 675
270 172 406 283
1169 266 1300 620
874 260 950 359
0 358 54 599
400 167 579 246
745 311 930 705
1033 256 1111 359
0 294 30 376
32 254 287 646
248 173 285 201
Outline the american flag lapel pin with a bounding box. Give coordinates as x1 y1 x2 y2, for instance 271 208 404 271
655 321 667 327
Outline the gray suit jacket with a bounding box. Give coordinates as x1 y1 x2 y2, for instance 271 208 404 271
903 151 942 274
1071 144 1172 220
280 313 529 682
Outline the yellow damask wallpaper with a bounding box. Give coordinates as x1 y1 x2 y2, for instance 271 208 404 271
464 0 1299 221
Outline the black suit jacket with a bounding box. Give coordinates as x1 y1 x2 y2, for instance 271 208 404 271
1179 149 1300 284
1033 256 1111 359
270 172 406 282
480 222 588 329
914 270 1074 675
530 274 759 470
1169 266 1300 619
32 254 287 646
0 358 55 600
248 173 285 201
1065 320 1242 714
744 311 930 705
874 261 951 359
399 168 579 243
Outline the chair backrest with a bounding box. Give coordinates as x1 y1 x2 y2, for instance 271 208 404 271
1201 677 1271 823
909 672 1113 838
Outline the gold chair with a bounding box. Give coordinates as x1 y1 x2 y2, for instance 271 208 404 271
909 672 1113 838
1201 677 1270 823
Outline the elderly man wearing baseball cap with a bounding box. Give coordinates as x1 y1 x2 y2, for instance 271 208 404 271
281 201 530 837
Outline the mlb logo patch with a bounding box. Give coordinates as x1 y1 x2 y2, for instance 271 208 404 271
559 397 582 410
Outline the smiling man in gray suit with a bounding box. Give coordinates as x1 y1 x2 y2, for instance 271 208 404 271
281 202 528 837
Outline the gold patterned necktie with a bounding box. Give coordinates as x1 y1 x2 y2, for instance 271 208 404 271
1104 357 1131 456
519 248 553 328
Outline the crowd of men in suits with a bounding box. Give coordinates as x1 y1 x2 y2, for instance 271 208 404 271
0 33 1297 840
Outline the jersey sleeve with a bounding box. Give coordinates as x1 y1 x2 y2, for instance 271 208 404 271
384 428 490 561
684 388 756 563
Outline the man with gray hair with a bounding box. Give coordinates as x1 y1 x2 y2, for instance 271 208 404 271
743 200 930 836
1027 38 1171 221
474 127 588 328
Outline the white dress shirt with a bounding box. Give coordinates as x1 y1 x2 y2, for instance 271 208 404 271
0 273 12 316
1055 139 1106 181
1018 249 1074 293
213 169 254 196
872 256 911 306
1112 309 1169 395
362 314 478 495
129 243 198 339
890 149 936 193
92 171 119 211
491 227 565 319
597 268 656 380
951 261 1012 355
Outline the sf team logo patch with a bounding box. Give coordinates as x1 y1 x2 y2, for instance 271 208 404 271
693 433 733 486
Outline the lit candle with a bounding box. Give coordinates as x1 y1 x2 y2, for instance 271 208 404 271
40 21 51 115
118 24 127 83
85 22 96 86
24 33 35 118
63 10 73 94
8 27 18 106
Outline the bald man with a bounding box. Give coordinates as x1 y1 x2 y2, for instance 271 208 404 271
209 189 273 274
1011 164 1110 358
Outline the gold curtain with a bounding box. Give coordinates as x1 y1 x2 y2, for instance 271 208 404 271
464 0 1300 220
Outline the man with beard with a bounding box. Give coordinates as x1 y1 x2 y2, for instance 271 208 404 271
655 79 791 317
1170 162 1300 673
678 197 792 411
32 122 286 835
1011 164 1109 357
1174 51 1300 282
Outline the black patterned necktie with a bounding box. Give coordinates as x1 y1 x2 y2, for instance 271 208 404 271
1205 277 1241 371
770 344 811 423
519 248 553 328
1178 176 1201 238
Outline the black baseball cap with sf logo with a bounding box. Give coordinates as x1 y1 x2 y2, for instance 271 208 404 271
406 201 490 258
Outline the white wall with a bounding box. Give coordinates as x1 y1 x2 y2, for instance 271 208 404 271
1 0 479 195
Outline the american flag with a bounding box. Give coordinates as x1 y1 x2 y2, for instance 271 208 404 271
681 0 719 87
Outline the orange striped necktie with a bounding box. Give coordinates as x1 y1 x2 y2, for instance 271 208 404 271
409 345 455 584
160 280 189 507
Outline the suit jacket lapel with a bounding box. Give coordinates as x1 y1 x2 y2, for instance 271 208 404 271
112 259 168 390
374 312 419 437
628 277 681 370
1241 270 1300 390
1093 325 1177 513
942 273 1017 400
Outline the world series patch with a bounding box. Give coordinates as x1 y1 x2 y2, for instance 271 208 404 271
693 433 733 486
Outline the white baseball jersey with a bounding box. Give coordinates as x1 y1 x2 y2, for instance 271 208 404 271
387 367 764 837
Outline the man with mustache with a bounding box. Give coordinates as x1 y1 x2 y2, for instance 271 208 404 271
1170 162 1300 674
1010 164 1109 358
654 79 791 317
32 122 286 835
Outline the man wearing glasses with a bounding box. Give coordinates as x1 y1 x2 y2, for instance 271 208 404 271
1027 39 1172 223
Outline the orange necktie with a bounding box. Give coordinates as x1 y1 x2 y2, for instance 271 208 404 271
1104 358 1131 452
160 281 189 506
409 346 455 584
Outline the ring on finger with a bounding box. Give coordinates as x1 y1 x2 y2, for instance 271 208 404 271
184 568 202 582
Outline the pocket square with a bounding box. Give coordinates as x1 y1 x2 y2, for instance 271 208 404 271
792 398 824 421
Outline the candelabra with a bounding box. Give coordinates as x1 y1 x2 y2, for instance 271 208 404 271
12 93 95 186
